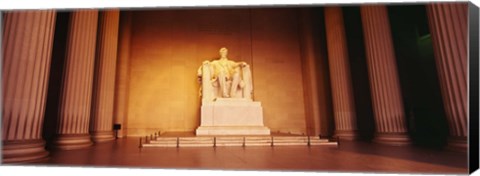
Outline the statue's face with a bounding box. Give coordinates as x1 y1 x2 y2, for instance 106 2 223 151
219 48 228 58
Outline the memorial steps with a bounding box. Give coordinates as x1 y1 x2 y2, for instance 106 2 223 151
141 132 338 148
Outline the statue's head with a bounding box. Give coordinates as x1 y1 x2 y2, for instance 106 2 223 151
219 47 228 58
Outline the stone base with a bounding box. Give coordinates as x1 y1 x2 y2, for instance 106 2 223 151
372 132 411 146
2 139 49 163
334 130 359 140
196 98 270 136
446 136 467 152
196 126 271 136
91 131 115 143
52 134 93 150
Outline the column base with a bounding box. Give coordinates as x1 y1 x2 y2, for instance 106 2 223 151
372 132 411 146
334 130 359 140
446 136 467 152
2 139 49 163
91 131 115 142
52 134 93 150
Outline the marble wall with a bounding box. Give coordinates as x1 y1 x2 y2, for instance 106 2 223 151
127 8 308 136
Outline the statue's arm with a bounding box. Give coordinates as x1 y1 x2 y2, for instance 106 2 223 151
198 61 212 82
197 65 203 83
197 66 203 77
233 61 248 68
240 61 248 67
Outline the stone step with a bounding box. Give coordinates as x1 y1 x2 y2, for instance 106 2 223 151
143 143 177 147
153 137 177 141
216 143 243 147
179 143 214 147
245 137 272 142
179 137 213 147
273 139 308 143
245 138 272 146
245 136 272 140
215 137 244 146
310 139 330 143
179 141 212 144
215 136 244 140
310 141 338 146
142 136 336 148
272 136 310 144
150 140 177 144
274 136 309 139
180 140 213 144
245 142 272 146
273 142 307 146
180 137 213 141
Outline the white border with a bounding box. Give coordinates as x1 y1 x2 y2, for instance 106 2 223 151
0 0 470 10
0 165 438 176
0 0 478 176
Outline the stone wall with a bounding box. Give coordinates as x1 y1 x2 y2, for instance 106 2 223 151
127 8 308 136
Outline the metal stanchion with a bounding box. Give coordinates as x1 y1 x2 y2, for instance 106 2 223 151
176 137 180 148
213 137 216 148
271 136 274 147
243 137 246 147
307 136 311 147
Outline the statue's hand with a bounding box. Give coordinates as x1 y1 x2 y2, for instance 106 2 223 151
240 62 248 67
211 77 218 82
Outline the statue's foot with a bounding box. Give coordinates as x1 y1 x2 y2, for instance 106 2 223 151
223 93 230 98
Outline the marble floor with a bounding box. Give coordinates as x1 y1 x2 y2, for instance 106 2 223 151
24 138 468 174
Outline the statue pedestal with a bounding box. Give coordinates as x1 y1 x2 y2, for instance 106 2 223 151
196 98 270 136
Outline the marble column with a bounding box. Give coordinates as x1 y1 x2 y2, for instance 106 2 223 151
299 9 322 136
113 11 132 138
324 7 358 140
90 10 120 142
52 10 98 150
360 5 411 145
2 10 56 163
426 3 468 151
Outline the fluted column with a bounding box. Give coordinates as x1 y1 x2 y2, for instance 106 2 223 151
52 10 98 150
426 3 468 152
114 11 132 138
90 10 120 142
360 5 411 145
299 9 322 136
324 7 358 140
2 11 56 163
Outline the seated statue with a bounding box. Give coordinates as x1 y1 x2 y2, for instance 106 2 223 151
197 47 253 103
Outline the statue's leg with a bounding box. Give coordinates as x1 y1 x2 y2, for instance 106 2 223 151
218 69 229 98
230 69 241 97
